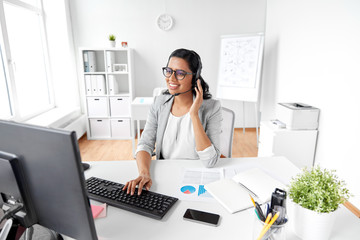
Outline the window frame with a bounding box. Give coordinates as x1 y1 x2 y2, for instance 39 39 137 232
0 0 55 122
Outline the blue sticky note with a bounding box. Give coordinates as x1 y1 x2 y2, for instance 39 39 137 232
140 98 144 103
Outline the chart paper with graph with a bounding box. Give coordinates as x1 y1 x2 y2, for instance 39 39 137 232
176 168 224 202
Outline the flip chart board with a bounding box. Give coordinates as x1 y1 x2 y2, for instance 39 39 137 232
217 33 264 103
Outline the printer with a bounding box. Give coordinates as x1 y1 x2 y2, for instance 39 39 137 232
276 103 320 130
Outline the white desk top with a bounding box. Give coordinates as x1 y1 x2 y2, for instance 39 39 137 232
77 157 359 240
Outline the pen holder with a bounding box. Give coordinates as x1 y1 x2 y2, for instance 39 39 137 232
252 213 287 240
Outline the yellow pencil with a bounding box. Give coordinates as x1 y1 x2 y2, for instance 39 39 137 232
264 212 272 224
249 194 256 208
257 212 279 240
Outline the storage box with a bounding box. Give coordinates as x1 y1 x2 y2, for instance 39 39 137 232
109 97 130 117
276 103 320 130
89 119 111 138
87 97 108 117
111 119 131 138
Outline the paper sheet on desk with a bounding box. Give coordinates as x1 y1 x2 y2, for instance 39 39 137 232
225 162 290 185
175 168 224 202
205 168 286 213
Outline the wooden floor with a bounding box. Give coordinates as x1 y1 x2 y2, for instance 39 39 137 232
78 128 258 161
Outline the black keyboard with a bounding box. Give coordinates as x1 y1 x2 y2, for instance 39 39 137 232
86 176 178 220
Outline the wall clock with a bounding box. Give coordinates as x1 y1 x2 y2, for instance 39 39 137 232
157 14 174 31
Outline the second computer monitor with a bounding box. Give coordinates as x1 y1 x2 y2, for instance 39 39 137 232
0 120 98 240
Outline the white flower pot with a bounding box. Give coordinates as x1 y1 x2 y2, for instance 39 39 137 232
288 199 338 240
109 41 116 47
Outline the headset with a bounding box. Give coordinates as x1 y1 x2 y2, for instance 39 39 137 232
192 51 202 86
171 51 202 97
173 51 202 97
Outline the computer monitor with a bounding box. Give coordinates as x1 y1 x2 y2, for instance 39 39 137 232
0 151 37 231
0 120 98 240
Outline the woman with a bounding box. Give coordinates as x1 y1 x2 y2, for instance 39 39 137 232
124 48 222 195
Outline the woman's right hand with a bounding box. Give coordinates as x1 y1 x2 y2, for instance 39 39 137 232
123 173 152 195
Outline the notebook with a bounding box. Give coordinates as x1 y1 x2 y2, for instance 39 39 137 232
204 168 285 213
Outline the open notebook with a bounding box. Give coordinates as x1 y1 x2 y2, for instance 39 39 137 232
204 168 285 213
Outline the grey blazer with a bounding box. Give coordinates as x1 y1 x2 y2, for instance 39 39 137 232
136 92 222 168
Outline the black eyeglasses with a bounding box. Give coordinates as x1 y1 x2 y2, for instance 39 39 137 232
162 67 194 81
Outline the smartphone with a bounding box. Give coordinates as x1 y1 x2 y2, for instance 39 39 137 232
183 208 220 226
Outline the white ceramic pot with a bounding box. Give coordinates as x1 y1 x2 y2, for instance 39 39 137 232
288 199 338 240
109 40 116 47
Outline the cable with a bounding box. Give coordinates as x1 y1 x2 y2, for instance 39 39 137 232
0 203 24 224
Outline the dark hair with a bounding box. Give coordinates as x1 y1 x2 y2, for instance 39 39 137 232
164 48 212 99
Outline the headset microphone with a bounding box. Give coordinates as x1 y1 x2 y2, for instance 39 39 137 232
173 87 193 96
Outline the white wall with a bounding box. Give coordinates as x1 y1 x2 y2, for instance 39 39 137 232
69 0 267 128
263 0 360 206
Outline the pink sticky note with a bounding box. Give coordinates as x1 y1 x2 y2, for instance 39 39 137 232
97 204 107 218
91 204 104 219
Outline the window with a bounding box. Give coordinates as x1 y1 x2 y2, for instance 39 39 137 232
0 45 12 118
0 0 53 120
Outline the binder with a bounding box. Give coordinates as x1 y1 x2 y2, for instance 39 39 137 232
90 75 98 95
88 51 97 72
85 75 92 95
106 51 115 72
83 51 89 72
97 75 106 95
108 75 118 95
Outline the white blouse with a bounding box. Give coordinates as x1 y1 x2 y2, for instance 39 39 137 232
161 112 216 160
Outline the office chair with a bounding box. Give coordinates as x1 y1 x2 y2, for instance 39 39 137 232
220 107 235 158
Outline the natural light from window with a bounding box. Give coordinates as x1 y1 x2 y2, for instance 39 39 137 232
0 45 12 118
20 0 39 6
4 2 52 118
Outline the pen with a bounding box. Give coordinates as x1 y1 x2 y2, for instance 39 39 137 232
249 195 265 221
266 203 270 216
255 202 265 221
257 212 279 240
254 209 260 220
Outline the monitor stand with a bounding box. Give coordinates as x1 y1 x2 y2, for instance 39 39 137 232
82 163 90 171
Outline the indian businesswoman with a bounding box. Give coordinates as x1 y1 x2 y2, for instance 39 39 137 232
124 48 222 195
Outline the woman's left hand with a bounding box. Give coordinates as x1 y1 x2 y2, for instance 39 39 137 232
189 79 203 117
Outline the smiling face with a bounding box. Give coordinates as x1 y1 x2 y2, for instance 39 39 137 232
166 57 193 95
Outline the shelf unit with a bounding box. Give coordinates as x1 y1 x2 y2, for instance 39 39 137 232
80 47 134 140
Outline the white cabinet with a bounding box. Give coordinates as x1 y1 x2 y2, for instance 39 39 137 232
258 121 318 169
109 97 130 117
80 48 134 139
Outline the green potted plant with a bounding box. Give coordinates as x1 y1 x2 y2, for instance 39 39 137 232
109 34 116 47
288 166 350 240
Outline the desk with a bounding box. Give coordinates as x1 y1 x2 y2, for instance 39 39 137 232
78 157 359 240
131 97 153 157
